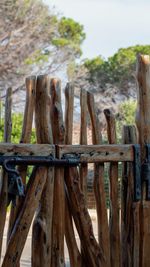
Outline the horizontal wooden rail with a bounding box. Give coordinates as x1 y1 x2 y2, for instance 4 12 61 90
57 144 134 162
0 144 134 162
0 143 55 156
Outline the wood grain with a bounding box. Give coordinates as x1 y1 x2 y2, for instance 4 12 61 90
87 91 102 144
65 188 82 267
104 109 120 267
64 82 82 267
0 87 12 260
20 76 36 144
121 125 138 267
4 87 12 143
0 143 54 156
58 144 134 162
32 74 54 267
7 76 36 252
135 54 150 267
87 92 110 267
2 166 49 267
80 89 88 200
65 166 106 267
65 82 74 145
50 78 65 267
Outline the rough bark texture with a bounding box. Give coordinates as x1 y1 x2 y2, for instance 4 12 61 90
32 75 54 267
64 167 105 267
65 189 82 267
2 166 49 267
50 78 65 267
20 76 36 144
135 54 150 267
64 83 82 267
0 144 53 156
104 109 120 267
87 92 110 267
65 83 74 145
58 144 134 162
0 87 12 260
7 76 36 253
80 89 88 200
121 125 138 267
4 87 12 143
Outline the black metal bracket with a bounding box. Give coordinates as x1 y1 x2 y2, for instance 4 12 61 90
133 144 142 201
133 144 150 201
141 144 150 200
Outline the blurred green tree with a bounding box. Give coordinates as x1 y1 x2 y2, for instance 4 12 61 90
82 45 150 90
0 0 85 91
116 99 137 140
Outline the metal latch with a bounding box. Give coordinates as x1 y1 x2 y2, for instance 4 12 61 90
2 155 80 206
3 161 25 206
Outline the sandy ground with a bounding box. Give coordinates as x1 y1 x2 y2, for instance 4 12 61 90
1 210 98 267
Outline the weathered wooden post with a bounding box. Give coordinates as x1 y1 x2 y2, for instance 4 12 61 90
87 92 110 267
64 83 82 267
2 75 54 267
32 75 54 267
104 109 120 267
80 89 88 199
136 54 150 267
50 78 65 267
4 87 12 143
0 87 12 260
121 125 138 267
7 76 36 249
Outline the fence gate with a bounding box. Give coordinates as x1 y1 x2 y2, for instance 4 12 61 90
0 54 150 267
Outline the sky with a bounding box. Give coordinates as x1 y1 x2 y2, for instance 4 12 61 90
45 0 150 59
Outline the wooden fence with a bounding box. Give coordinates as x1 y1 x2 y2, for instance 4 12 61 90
0 54 150 267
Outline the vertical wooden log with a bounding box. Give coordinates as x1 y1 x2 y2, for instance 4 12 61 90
135 54 150 267
121 125 138 267
64 166 105 267
64 83 82 267
50 78 65 267
87 92 102 144
2 166 49 267
87 92 110 267
20 76 36 144
80 89 88 199
65 189 82 267
4 87 12 142
65 83 74 145
19 76 36 185
7 76 36 247
0 87 12 260
32 75 54 267
104 109 120 267
50 78 65 143
63 88 103 266
64 85 74 199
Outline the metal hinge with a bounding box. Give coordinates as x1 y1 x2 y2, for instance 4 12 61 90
133 145 142 201
141 144 150 200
